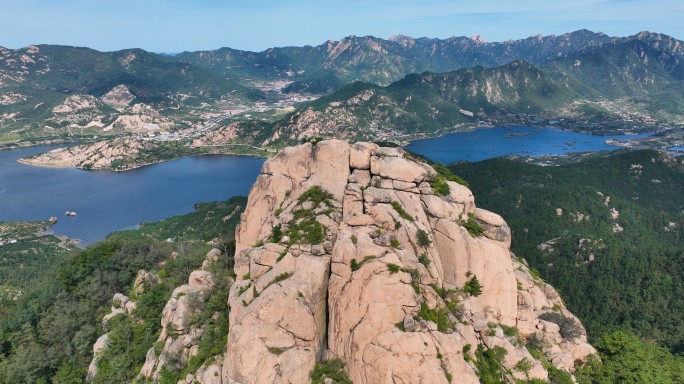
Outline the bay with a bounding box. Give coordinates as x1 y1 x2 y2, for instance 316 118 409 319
0 146 264 245
405 126 652 164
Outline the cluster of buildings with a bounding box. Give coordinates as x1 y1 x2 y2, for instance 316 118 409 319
0 237 18 246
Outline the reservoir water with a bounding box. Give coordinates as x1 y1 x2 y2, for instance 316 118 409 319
0 126 650 245
405 126 651 164
0 146 265 245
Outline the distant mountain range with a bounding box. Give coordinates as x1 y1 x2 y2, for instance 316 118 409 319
264 33 684 144
0 30 682 148
174 30 682 93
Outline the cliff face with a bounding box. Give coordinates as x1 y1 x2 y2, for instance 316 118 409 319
223 140 595 383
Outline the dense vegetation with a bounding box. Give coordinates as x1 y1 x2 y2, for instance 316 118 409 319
0 197 244 384
451 149 684 381
0 221 77 291
577 332 684 384
114 197 245 243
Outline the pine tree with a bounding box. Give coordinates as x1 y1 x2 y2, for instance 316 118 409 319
464 275 483 296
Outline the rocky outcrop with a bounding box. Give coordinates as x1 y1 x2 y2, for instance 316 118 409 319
140 249 231 383
87 291 142 382
222 140 595 383
101 84 136 110
18 138 152 170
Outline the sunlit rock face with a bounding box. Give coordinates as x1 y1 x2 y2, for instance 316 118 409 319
222 140 595 384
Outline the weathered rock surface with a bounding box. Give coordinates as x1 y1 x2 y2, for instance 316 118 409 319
86 334 109 382
87 289 145 382
18 138 157 170
139 249 230 383
220 141 595 384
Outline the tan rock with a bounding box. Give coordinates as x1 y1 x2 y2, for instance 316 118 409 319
202 361 223 384
363 187 393 204
348 169 371 186
483 335 548 381
86 334 109 382
225 255 330 384
474 208 512 245
421 194 463 220
189 270 214 289
140 348 156 378
206 248 222 262
392 179 419 193
448 182 475 216
112 293 129 307
133 269 159 295
249 247 282 279
370 154 429 183
350 142 378 169
221 141 593 384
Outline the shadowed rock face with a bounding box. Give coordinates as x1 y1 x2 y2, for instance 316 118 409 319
223 140 595 384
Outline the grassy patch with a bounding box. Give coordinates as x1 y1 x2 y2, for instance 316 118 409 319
433 163 469 187
267 347 285 355
310 358 352 384
431 177 451 196
297 185 333 207
416 229 431 247
391 201 414 221
284 186 335 245
350 255 376 272
463 275 483 296
387 263 401 274
415 302 452 332
418 253 431 268
462 213 485 237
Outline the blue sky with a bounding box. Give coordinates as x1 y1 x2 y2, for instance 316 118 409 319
2 0 682 52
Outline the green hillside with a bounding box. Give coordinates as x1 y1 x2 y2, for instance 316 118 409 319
451 150 684 352
0 197 245 383
267 61 579 144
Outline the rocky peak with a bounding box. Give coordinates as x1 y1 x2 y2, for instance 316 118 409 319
388 34 416 47
222 140 595 383
470 34 487 44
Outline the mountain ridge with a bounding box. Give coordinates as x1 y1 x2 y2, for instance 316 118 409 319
3 29 684 169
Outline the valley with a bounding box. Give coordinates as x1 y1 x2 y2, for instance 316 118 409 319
2 30 683 171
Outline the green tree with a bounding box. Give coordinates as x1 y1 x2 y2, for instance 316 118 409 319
464 275 483 296
576 331 684 384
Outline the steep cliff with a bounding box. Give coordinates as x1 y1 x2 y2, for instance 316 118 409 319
221 140 595 383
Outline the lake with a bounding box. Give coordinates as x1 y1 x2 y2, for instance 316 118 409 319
405 126 652 164
0 127 651 245
0 146 265 245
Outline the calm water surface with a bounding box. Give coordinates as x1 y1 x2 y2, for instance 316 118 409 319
406 126 652 164
0 146 264 245
1 127 651 244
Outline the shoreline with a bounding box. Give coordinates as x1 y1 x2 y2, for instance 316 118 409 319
12 122 662 172
397 122 657 145
16 144 270 172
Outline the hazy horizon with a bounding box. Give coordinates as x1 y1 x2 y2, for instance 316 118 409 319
1 0 682 53
1 29 680 55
